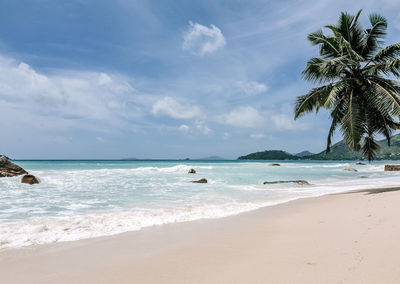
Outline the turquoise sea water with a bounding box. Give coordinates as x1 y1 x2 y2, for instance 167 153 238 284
1 160 399 248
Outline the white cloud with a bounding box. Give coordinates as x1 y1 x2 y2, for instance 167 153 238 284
236 81 268 95
152 96 202 119
219 106 264 128
0 55 140 127
195 120 211 135
183 21 226 55
178 121 210 135
270 104 309 131
271 113 309 131
223 132 230 140
250 133 265 139
96 137 105 143
178 124 190 133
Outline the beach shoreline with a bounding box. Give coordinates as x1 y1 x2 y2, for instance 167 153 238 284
1 186 400 283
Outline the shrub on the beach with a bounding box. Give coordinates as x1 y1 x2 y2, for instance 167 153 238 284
295 10 400 161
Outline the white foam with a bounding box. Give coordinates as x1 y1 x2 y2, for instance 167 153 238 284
0 202 275 249
2 173 400 249
1 161 399 249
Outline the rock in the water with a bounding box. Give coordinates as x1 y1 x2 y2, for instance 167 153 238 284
384 165 400 171
263 180 310 185
0 156 28 177
21 174 39 184
344 168 358 172
191 178 207 183
188 168 196 174
356 162 366 165
268 163 280 166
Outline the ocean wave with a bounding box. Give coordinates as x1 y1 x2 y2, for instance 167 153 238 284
1 161 400 249
2 173 400 249
0 201 282 249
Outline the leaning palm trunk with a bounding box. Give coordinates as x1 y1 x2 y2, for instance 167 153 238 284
294 10 400 161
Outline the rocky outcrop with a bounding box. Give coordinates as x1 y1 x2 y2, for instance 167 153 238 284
344 168 358 172
356 162 366 165
21 174 39 184
263 180 310 185
384 165 400 171
0 156 28 177
191 178 207 183
268 163 280 166
188 168 196 174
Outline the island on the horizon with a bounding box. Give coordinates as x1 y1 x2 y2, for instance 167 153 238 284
238 134 400 161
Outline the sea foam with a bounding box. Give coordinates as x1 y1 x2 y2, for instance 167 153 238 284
0 160 398 249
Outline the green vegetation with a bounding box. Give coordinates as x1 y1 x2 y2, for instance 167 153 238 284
294 10 400 161
295 151 314 157
312 133 400 160
238 134 400 160
238 150 297 160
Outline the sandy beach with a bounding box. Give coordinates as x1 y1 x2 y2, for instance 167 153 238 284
1 187 400 284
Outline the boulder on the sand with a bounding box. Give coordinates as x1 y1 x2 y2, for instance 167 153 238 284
263 180 310 185
356 162 366 165
21 174 39 185
268 163 280 166
0 156 28 177
191 178 207 183
384 165 400 171
344 168 358 172
188 168 196 174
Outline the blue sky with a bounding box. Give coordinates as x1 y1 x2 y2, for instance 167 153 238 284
1 0 400 159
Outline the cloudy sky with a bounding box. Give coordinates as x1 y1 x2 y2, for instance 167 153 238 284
1 0 399 159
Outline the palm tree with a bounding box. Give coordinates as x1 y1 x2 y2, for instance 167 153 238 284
294 10 400 161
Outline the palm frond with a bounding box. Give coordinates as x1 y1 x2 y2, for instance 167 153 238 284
369 77 400 116
366 59 400 77
296 10 400 161
294 84 333 119
362 135 380 161
302 57 350 83
362 13 388 57
371 42 400 62
326 99 346 152
340 90 365 151
307 30 340 58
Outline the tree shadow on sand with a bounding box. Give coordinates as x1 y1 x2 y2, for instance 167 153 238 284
340 187 400 195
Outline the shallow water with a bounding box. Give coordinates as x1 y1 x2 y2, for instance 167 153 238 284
0 160 399 248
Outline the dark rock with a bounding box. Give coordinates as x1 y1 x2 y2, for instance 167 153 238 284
356 162 366 165
344 168 358 172
263 180 310 185
0 156 28 177
384 165 400 171
21 174 39 185
191 178 207 183
188 168 196 174
268 163 280 166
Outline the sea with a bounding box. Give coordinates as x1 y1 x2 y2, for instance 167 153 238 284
1 160 399 249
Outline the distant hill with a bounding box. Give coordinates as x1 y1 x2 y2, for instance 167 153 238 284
311 134 400 160
238 134 400 160
196 156 227 160
238 150 298 160
295 151 314 157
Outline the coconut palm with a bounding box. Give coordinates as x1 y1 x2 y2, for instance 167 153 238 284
294 10 400 161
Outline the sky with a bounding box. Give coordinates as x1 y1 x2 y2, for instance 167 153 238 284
0 0 400 159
